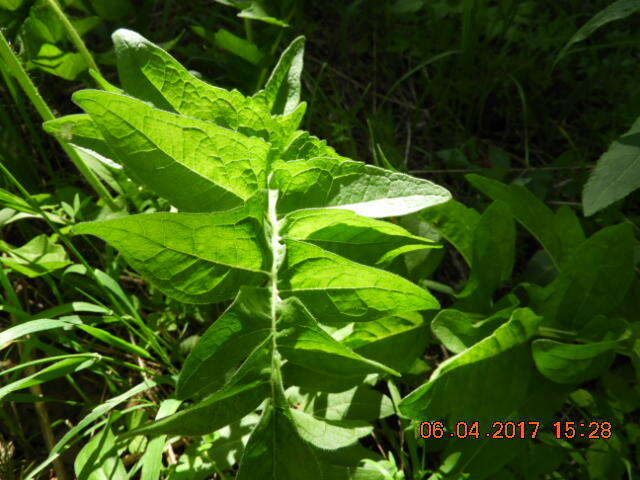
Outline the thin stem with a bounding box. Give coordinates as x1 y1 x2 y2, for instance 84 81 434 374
267 189 285 406
43 0 101 74
0 30 118 210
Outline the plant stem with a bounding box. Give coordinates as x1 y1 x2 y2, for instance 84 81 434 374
0 30 118 210
267 188 285 406
43 0 101 74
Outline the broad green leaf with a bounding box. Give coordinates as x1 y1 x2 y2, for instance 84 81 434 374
128 382 268 437
75 427 127 480
556 0 640 63
73 211 268 304
257 36 305 115
237 405 322 479
282 208 436 266
277 297 400 377
273 157 451 218
400 308 541 420
280 240 439 323
72 90 271 212
420 199 480 266
467 174 565 265
583 117 640 216
177 287 271 399
537 223 635 330
431 309 508 354
0 234 71 278
457 201 515 309
112 29 294 144
282 363 364 394
532 339 618 384
340 312 428 373
290 409 373 450
287 386 395 421
553 205 585 255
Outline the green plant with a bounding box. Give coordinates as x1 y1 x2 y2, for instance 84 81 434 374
45 29 451 477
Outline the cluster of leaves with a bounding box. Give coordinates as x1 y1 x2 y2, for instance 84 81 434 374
41 29 455 478
1 1 639 479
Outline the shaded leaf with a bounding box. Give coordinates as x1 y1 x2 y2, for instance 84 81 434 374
237 405 322 479
400 308 541 420
73 210 268 304
583 118 640 216
274 157 451 218
280 240 439 323
282 208 436 266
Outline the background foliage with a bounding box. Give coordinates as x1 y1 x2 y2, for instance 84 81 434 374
1 1 639 479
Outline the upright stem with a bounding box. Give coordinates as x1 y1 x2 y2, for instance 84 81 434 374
43 0 101 74
267 189 285 406
0 30 118 210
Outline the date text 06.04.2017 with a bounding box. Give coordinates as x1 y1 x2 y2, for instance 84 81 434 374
418 420 613 440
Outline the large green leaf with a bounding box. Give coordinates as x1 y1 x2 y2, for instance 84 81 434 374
287 385 394 421
431 309 509 354
400 308 541 420
73 211 268 304
420 199 480 266
273 157 451 218
537 223 635 330
128 382 268 437
467 174 565 265
256 36 305 115
237 405 323 479
177 287 271 399
112 29 296 144
72 90 271 212
532 339 618 384
280 240 439 323
340 312 428 373
457 201 515 309
583 117 640 216
290 409 373 450
282 208 436 266
277 297 400 377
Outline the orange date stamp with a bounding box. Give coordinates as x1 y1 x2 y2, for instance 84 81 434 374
418 420 613 440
